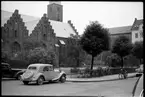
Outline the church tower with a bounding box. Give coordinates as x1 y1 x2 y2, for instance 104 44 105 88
47 1 63 22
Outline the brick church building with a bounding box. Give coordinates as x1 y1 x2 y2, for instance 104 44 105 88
1 2 79 66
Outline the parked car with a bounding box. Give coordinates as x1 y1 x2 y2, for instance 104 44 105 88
20 63 66 85
136 64 143 73
1 62 25 80
132 73 143 97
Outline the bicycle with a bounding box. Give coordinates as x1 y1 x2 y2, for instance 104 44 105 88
118 69 128 79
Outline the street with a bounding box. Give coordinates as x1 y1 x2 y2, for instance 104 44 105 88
2 77 138 97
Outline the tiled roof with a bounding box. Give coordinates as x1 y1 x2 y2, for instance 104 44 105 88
131 19 143 30
108 26 132 35
49 20 76 37
1 10 76 38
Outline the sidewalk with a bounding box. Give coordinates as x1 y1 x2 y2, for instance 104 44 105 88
66 73 137 82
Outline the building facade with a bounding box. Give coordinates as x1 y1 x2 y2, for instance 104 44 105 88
131 18 143 44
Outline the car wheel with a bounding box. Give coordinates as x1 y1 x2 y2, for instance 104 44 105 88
60 75 66 83
37 76 44 85
16 74 22 80
23 81 29 85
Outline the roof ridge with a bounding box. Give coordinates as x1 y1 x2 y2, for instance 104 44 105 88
108 25 132 29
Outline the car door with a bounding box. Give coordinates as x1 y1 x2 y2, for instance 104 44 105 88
42 66 49 81
48 66 59 80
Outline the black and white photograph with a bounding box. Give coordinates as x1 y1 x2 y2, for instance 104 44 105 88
1 1 143 97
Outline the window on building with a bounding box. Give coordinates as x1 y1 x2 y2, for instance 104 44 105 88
57 7 60 12
57 13 60 21
14 30 18 38
50 7 52 12
43 34 47 40
135 33 138 38
140 31 143 38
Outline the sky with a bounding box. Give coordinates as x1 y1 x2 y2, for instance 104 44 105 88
1 1 143 35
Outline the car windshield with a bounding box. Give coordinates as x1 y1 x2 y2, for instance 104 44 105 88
28 66 37 70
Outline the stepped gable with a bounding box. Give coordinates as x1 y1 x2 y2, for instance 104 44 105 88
30 14 55 41
1 10 40 27
131 18 143 31
2 9 29 43
68 20 79 36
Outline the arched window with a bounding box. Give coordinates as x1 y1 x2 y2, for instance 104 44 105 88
14 30 17 37
43 34 47 40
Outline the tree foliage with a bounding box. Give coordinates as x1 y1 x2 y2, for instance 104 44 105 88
112 35 132 67
67 34 85 67
1 50 10 63
131 41 143 64
105 53 121 67
80 21 110 71
27 47 56 66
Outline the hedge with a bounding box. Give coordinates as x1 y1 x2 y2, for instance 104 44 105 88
8 60 29 69
70 67 137 78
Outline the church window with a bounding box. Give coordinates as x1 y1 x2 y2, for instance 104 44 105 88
43 34 47 40
135 33 138 38
57 7 60 12
140 31 143 38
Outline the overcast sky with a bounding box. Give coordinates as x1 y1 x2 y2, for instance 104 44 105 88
1 1 143 35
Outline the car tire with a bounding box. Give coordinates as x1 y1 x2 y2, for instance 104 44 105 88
16 73 22 80
23 81 29 85
37 76 44 85
60 75 66 83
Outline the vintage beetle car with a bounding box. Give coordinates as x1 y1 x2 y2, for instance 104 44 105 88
20 63 66 85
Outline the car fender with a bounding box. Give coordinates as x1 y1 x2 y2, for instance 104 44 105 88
14 69 26 78
52 71 66 81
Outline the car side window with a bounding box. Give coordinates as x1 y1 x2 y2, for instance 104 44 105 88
43 66 48 72
48 66 53 71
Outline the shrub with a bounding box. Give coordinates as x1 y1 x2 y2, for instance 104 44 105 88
70 67 80 73
27 47 56 65
8 60 29 69
78 66 112 78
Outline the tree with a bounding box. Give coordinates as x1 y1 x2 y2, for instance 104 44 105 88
131 41 143 64
27 47 57 66
112 35 132 67
67 34 85 67
80 21 110 72
1 49 10 63
105 53 121 67
68 44 85 67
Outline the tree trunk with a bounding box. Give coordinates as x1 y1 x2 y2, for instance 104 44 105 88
140 58 142 64
91 55 94 70
121 57 124 68
77 58 79 67
90 55 94 76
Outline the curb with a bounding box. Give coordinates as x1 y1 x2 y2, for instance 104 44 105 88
66 75 136 82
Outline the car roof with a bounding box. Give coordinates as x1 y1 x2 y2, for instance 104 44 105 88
28 63 53 67
1 63 10 65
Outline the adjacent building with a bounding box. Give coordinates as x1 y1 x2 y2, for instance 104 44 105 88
109 18 143 48
131 18 143 44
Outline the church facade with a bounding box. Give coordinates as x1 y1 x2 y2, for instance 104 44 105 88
1 2 79 67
